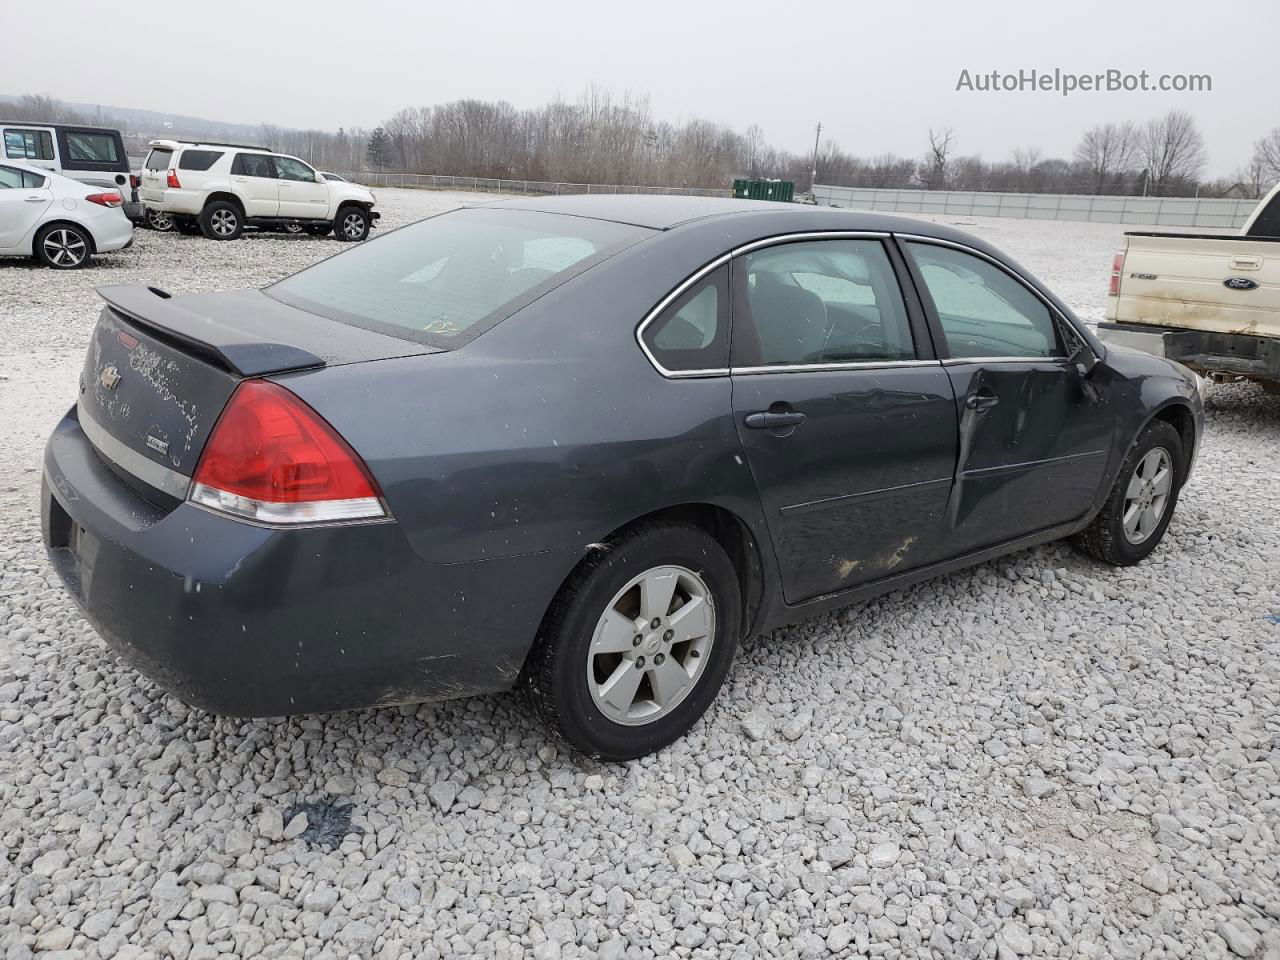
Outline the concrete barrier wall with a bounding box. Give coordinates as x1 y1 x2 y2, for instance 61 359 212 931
814 185 1255 230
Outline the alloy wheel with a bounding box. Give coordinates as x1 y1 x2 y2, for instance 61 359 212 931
147 209 173 231
1122 446 1173 544
586 565 715 726
211 209 238 236
342 212 365 239
43 229 88 267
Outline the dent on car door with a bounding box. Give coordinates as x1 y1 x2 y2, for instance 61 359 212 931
723 237 958 604
903 239 1112 553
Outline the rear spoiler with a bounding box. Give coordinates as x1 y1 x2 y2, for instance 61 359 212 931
96 285 325 377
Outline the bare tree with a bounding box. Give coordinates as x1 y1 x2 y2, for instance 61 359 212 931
1073 122 1138 194
1139 111 1207 196
920 128 955 190
1253 128 1280 184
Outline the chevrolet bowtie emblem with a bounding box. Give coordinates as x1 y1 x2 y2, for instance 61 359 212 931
100 365 121 390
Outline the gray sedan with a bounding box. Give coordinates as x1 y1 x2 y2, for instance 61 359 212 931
42 195 1203 759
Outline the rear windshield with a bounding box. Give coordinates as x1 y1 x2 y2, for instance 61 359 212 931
145 148 173 170
266 208 653 347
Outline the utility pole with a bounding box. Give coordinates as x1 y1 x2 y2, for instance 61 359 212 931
810 122 822 190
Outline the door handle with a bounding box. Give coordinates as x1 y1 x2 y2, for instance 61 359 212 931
965 389 999 411
745 410 807 429
1230 255 1262 270
24 196 45 203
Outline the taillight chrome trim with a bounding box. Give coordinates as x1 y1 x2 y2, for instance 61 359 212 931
189 482 388 527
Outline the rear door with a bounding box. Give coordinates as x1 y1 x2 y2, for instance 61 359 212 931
728 235 958 603
231 153 279 216
903 238 1111 553
0 164 53 249
55 128 129 190
273 156 329 219
2 126 57 173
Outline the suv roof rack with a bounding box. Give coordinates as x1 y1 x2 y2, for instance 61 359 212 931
149 139 266 150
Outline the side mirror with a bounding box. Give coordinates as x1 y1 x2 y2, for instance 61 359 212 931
315 172 326 183
1070 343 1099 379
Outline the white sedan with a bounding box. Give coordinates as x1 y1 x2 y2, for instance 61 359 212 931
0 159 134 269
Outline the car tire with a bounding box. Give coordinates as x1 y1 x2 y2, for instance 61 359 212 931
145 208 174 232
34 223 93 269
200 201 243 240
283 222 305 234
1072 419 1184 566
522 521 741 761
334 205 371 242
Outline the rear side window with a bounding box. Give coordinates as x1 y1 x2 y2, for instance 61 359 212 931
145 148 173 170
733 239 916 366
267 208 653 348
4 129 54 161
0 165 44 188
642 267 729 372
232 153 275 178
1246 192 1280 238
178 150 224 171
65 131 120 164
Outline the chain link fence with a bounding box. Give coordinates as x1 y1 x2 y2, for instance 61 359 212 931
335 171 730 198
814 184 1256 230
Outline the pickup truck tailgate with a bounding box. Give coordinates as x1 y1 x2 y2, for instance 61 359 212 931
1111 233 1280 340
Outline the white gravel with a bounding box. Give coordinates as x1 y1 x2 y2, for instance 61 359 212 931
1 192 1278 960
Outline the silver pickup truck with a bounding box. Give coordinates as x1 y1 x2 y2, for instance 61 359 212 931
1099 182 1280 391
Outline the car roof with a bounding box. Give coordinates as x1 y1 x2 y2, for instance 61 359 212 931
475 192 984 241
1 121 121 133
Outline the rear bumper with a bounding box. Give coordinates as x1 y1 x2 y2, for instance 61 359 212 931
41 409 555 716
123 201 145 223
1098 322 1280 384
88 213 135 254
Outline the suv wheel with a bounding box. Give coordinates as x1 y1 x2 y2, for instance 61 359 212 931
522 521 741 760
200 201 243 240
145 208 174 232
283 222 305 234
335 206 370 242
35 224 93 269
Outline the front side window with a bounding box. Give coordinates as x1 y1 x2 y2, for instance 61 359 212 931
178 150 224 171
274 156 316 182
642 266 729 372
232 153 275 178
733 239 915 366
906 242 1060 359
267 207 653 348
3 129 54 161
65 131 120 164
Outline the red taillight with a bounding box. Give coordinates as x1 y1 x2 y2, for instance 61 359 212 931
129 174 141 189
189 380 385 525
1108 250 1125 296
166 170 181 189
85 192 123 208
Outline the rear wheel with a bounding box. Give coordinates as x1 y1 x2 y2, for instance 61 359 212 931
200 201 243 240
283 222 305 234
523 522 740 760
1072 419 1184 566
334 205 370 242
145 208 174 231
35 223 92 269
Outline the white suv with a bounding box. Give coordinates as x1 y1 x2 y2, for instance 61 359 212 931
139 140 379 241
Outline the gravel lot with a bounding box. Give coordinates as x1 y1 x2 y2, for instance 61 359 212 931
1 191 1278 960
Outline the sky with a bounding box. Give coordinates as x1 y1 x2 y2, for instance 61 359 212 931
0 0 1268 178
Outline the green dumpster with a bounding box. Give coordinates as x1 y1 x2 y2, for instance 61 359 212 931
732 178 795 202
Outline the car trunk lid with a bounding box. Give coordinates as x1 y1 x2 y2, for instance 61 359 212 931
78 284 436 501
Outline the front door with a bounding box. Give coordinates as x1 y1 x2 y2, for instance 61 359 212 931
273 156 330 219
730 237 958 604
230 153 279 217
0 165 52 249
903 239 1113 553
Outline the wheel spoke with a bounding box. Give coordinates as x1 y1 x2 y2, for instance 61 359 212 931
668 594 711 644
1122 501 1142 538
594 609 640 654
597 660 643 713
1150 466 1172 496
1141 449 1162 478
648 657 692 709
639 570 678 622
1125 471 1144 499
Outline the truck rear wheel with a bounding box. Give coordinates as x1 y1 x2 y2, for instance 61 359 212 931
200 201 243 240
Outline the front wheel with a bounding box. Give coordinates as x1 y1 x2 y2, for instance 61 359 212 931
334 206 371 242
522 522 741 760
35 223 92 269
1072 419 1184 566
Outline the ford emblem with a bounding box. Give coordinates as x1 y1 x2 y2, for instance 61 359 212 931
1224 276 1259 291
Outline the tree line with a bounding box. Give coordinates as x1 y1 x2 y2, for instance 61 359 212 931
5 91 1279 199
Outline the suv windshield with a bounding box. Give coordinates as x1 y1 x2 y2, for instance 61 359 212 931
266 208 653 347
